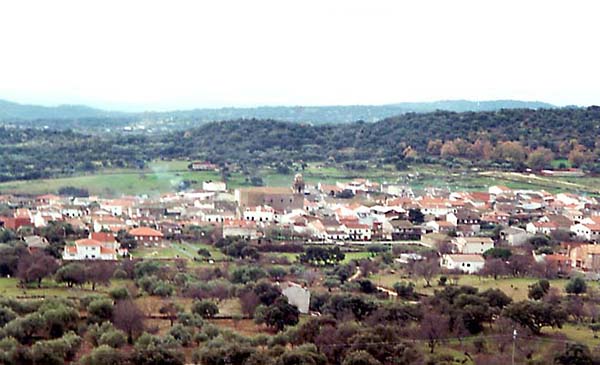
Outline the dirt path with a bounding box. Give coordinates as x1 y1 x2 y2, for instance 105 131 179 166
479 170 589 190
349 267 397 297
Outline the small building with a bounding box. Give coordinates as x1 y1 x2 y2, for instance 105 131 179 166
440 254 485 274
63 239 117 260
128 227 164 245
447 210 481 227
452 236 494 254
425 220 456 234
390 220 422 240
23 235 49 253
526 221 559 235
500 226 531 246
281 282 311 314
222 220 260 240
344 222 371 241
570 223 600 242
190 161 219 171
243 205 277 223
569 244 600 271
202 181 227 192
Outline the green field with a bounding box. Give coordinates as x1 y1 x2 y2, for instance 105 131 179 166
370 274 588 302
0 160 597 196
0 277 133 298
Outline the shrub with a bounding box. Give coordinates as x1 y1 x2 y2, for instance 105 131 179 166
168 324 194 346
87 299 114 323
191 300 219 319
153 282 174 297
99 329 127 348
80 345 125 365
109 287 130 301
0 306 17 327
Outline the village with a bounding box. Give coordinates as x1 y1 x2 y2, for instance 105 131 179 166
1 172 600 276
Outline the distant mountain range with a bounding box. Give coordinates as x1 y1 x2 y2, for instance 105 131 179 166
0 99 124 120
0 99 557 126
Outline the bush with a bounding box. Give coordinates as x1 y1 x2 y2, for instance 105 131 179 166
168 324 194 346
112 269 128 280
31 331 81 364
87 299 114 323
191 300 219 319
153 282 175 297
99 329 127 348
87 322 118 346
565 277 587 295
393 282 418 300
109 287 130 301
80 345 125 365
0 306 17 327
177 312 204 327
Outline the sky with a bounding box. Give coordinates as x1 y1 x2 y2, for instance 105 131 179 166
0 0 598 111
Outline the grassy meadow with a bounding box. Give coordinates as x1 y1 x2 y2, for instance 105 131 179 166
0 159 597 197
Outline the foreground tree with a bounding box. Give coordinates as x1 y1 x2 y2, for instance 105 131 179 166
420 312 450 353
259 297 299 332
554 343 594 365
565 277 587 296
413 257 439 287
16 252 58 287
504 300 567 335
113 300 145 344
528 280 550 300
86 262 116 291
55 263 87 288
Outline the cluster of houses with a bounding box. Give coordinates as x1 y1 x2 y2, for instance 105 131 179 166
2 175 600 275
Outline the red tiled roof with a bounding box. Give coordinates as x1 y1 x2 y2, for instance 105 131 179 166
129 227 164 237
75 238 102 247
345 222 370 229
91 232 116 242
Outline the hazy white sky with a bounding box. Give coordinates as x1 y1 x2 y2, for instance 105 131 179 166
0 0 598 111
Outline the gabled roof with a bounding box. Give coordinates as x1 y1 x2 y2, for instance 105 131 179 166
75 238 102 247
91 232 116 243
129 227 164 237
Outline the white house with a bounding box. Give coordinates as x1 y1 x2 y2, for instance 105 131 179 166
281 282 311 314
222 220 260 240
526 221 558 235
344 222 371 241
426 220 456 234
571 223 600 242
452 236 494 254
243 205 277 223
489 185 512 196
202 181 227 192
62 239 117 260
441 254 485 274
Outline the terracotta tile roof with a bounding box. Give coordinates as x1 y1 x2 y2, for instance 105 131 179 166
345 222 370 229
91 232 116 242
75 238 102 247
129 227 164 237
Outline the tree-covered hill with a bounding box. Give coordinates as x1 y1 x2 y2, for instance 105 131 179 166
168 107 600 169
0 98 555 130
1 106 600 182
